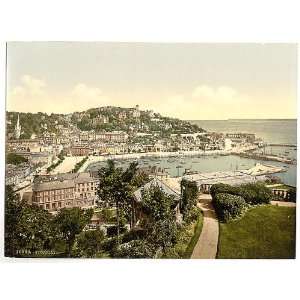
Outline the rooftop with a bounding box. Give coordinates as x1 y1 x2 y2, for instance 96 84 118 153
133 177 181 203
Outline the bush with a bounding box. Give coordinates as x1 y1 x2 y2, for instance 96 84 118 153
211 182 273 205
122 228 146 243
210 183 241 198
213 193 247 222
106 225 127 237
101 237 118 253
6 153 28 165
184 206 201 224
112 240 154 258
239 183 272 205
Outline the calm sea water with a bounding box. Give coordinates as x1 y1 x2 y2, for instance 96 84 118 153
189 119 297 144
87 119 297 186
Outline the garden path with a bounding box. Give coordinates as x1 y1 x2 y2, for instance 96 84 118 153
191 194 219 259
271 201 296 207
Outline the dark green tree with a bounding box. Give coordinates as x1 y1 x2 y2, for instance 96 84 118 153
16 204 54 253
5 185 54 256
5 185 23 256
53 207 93 257
180 179 198 221
77 229 105 258
6 153 28 165
97 160 139 245
141 186 178 256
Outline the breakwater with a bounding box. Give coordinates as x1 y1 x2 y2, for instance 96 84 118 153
235 152 296 165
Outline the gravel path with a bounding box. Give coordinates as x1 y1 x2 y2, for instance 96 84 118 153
271 201 296 207
191 194 219 259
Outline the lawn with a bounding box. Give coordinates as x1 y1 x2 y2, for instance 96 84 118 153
217 205 296 259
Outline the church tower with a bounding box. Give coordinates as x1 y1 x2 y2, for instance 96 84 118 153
14 114 21 139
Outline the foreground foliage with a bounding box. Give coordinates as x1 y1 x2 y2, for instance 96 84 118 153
211 182 273 222
217 205 296 259
213 193 247 222
53 207 93 257
77 229 105 258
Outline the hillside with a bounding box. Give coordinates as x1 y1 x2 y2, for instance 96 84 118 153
6 106 205 139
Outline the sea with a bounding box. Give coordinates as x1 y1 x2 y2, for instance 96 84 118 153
87 119 297 187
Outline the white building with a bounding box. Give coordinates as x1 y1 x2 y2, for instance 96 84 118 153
224 138 232 151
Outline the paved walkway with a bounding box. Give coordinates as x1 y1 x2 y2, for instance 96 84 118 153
271 201 296 207
191 194 219 259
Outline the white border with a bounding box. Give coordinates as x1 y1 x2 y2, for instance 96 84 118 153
1 1 300 300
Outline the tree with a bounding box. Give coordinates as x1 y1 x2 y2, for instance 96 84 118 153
5 185 23 256
53 207 93 257
180 179 198 222
77 229 105 258
16 204 54 253
141 186 178 255
5 185 54 256
6 153 28 165
97 160 138 245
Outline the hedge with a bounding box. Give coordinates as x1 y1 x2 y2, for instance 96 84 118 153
239 183 272 205
212 193 247 222
211 182 273 205
210 183 241 198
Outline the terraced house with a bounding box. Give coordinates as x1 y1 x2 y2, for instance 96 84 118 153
31 172 99 212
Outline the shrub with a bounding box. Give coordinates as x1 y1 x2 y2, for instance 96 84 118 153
239 183 272 205
181 179 198 221
101 237 118 253
213 193 247 222
112 240 154 258
184 206 201 224
210 183 241 198
106 225 127 237
122 228 146 243
211 182 273 205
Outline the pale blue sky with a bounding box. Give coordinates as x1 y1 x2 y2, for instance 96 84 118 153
6 42 297 119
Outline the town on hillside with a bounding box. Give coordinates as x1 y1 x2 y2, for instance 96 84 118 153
5 105 296 259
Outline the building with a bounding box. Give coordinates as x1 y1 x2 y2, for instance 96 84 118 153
131 105 140 118
226 133 256 143
118 111 127 120
70 145 93 156
14 114 22 139
6 163 31 186
133 177 182 225
91 115 109 125
6 139 41 152
224 138 232 151
95 131 128 143
183 170 267 193
31 172 99 212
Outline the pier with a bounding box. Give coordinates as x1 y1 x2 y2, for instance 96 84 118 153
234 152 296 165
267 143 297 148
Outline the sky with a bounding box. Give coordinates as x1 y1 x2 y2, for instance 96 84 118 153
6 42 297 120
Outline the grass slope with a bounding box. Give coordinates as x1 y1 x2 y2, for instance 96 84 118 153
183 213 204 258
175 211 203 258
217 205 296 259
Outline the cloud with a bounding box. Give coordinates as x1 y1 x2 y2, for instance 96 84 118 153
10 77 285 119
192 85 241 104
7 76 110 114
